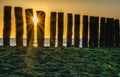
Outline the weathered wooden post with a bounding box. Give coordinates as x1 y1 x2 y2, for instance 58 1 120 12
106 18 114 47
58 12 64 47
82 15 88 47
94 17 99 47
89 16 99 47
105 18 109 47
14 7 23 47
37 11 45 47
74 14 80 47
114 19 119 47
67 13 73 47
100 17 106 47
89 16 95 47
110 18 114 47
50 12 56 47
3 6 11 46
25 9 34 47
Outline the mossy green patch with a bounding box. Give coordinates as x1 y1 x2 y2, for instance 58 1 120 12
0 47 120 77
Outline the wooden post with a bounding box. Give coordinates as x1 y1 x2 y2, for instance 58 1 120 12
105 18 109 47
67 13 73 47
3 6 11 46
14 7 23 47
89 16 95 47
114 19 119 47
50 12 56 47
100 17 106 47
110 18 114 47
25 9 34 48
82 15 88 47
106 18 114 47
58 12 64 47
74 14 80 47
89 16 99 47
94 17 99 47
37 11 45 47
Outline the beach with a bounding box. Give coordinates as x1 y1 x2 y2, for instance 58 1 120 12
0 38 82 47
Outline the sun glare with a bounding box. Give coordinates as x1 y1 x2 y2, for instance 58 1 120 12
33 14 38 26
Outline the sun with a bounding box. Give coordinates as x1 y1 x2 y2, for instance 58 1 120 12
33 14 38 26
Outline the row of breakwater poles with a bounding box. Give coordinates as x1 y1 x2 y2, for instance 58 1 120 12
3 6 120 48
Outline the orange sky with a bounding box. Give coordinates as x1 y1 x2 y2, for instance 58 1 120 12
0 0 120 38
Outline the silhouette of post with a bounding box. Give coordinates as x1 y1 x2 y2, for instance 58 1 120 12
94 17 99 47
67 13 73 47
3 6 11 46
25 9 34 47
114 19 119 47
105 18 109 47
37 11 45 47
89 16 99 47
82 15 88 47
106 18 114 47
100 17 106 47
50 12 56 47
14 7 23 47
89 16 94 47
58 12 64 47
74 14 80 47
110 18 114 47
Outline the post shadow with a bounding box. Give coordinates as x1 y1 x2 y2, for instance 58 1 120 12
3 6 12 46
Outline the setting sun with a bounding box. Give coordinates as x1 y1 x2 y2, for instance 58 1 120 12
33 14 38 26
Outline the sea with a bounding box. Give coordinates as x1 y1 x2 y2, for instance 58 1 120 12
0 38 82 47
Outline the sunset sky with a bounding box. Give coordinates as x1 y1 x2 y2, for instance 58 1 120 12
0 0 120 38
